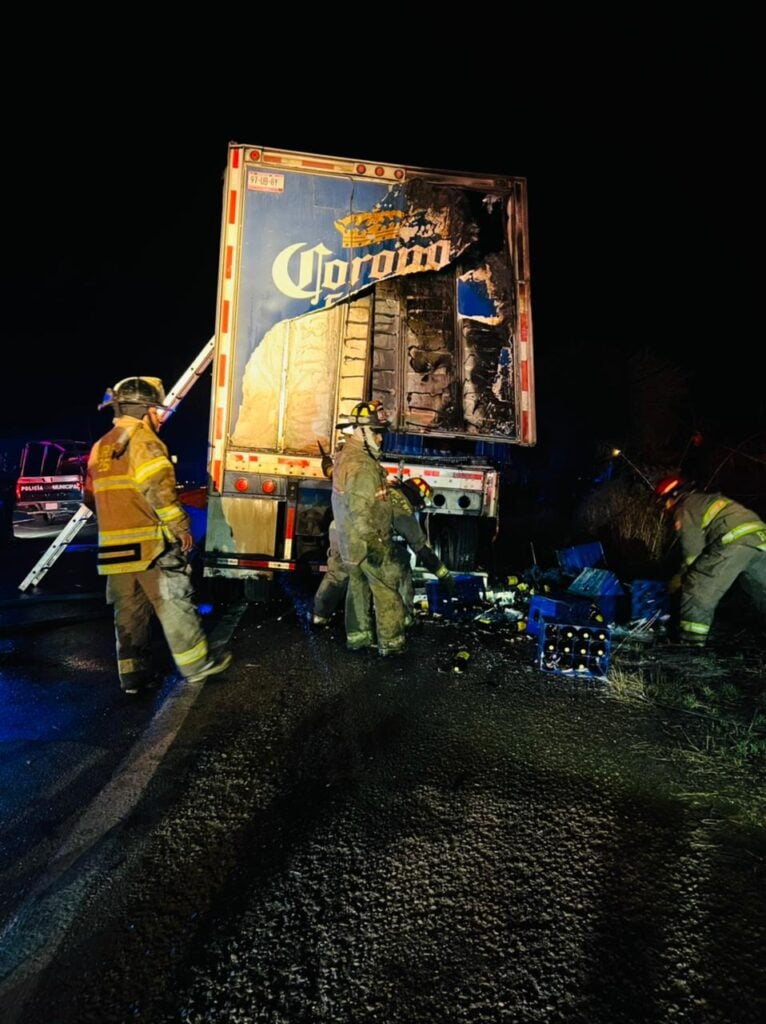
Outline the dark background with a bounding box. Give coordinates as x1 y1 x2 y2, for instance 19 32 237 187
2 91 762 505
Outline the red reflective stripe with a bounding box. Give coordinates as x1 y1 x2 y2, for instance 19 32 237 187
217 354 227 388
222 299 230 334
228 190 237 224
237 559 296 570
285 505 296 540
225 245 233 279
522 410 529 440
231 149 240 169
215 407 224 440
520 313 529 342
521 360 529 391
213 460 222 489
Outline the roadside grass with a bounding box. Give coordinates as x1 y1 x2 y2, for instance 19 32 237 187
607 657 766 826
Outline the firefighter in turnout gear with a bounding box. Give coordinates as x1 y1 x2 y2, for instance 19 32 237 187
656 475 766 645
388 477 456 625
330 401 406 655
85 377 232 693
312 476 456 627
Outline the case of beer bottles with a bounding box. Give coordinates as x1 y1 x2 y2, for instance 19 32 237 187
537 622 612 679
526 595 591 638
426 573 486 620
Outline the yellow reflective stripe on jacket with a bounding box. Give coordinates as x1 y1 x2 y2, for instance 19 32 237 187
92 476 136 493
174 639 208 667
156 502 185 522
100 561 148 575
721 521 766 545
680 620 710 635
701 498 730 528
99 525 164 543
134 456 173 484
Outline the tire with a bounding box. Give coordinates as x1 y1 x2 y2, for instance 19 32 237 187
427 515 480 572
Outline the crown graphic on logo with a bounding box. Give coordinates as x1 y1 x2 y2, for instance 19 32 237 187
334 210 406 248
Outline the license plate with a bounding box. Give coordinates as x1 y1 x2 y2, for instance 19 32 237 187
44 502 59 511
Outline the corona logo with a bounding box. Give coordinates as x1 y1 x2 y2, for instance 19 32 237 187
334 210 406 248
271 238 452 306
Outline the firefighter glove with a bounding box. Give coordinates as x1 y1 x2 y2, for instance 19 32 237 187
365 538 387 568
668 573 683 594
437 565 457 595
416 544 443 575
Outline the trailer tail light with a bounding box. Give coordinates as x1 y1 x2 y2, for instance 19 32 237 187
261 479 277 494
234 478 249 492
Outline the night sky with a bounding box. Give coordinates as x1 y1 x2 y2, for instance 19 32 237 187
3 100 761 492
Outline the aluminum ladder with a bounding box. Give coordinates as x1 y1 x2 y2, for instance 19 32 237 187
18 338 215 591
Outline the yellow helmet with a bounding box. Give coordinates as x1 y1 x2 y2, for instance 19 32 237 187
336 400 388 430
397 476 433 509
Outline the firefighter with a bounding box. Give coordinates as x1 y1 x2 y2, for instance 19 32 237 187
84 377 232 693
656 474 766 645
312 476 456 627
311 520 347 625
330 400 406 655
388 476 456 624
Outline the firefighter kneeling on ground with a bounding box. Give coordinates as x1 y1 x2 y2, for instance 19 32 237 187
85 377 232 694
313 474 456 628
655 474 766 646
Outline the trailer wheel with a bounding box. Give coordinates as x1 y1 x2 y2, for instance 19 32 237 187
428 515 480 572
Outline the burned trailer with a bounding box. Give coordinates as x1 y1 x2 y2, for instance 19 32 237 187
203 144 535 586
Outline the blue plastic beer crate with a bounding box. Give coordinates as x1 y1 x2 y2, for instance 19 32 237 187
526 594 591 638
630 579 669 620
537 622 612 679
555 541 605 575
427 573 485 620
567 568 627 624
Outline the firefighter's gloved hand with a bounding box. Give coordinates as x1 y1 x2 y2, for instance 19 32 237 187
365 538 387 568
321 454 334 479
668 573 683 594
416 544 442 576
437 565 457 596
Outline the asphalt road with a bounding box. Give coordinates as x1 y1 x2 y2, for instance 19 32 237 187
0 541 764 1024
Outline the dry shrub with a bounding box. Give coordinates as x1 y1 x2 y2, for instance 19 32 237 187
573 476 674 579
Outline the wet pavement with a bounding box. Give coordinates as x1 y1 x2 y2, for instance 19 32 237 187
0 544 765 1024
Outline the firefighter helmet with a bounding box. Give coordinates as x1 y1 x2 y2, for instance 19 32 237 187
397 476 433 509
99 376 169 413
335 400 388 430
655 474 692 506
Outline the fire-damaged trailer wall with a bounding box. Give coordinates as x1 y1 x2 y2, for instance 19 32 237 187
204 145 534 580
